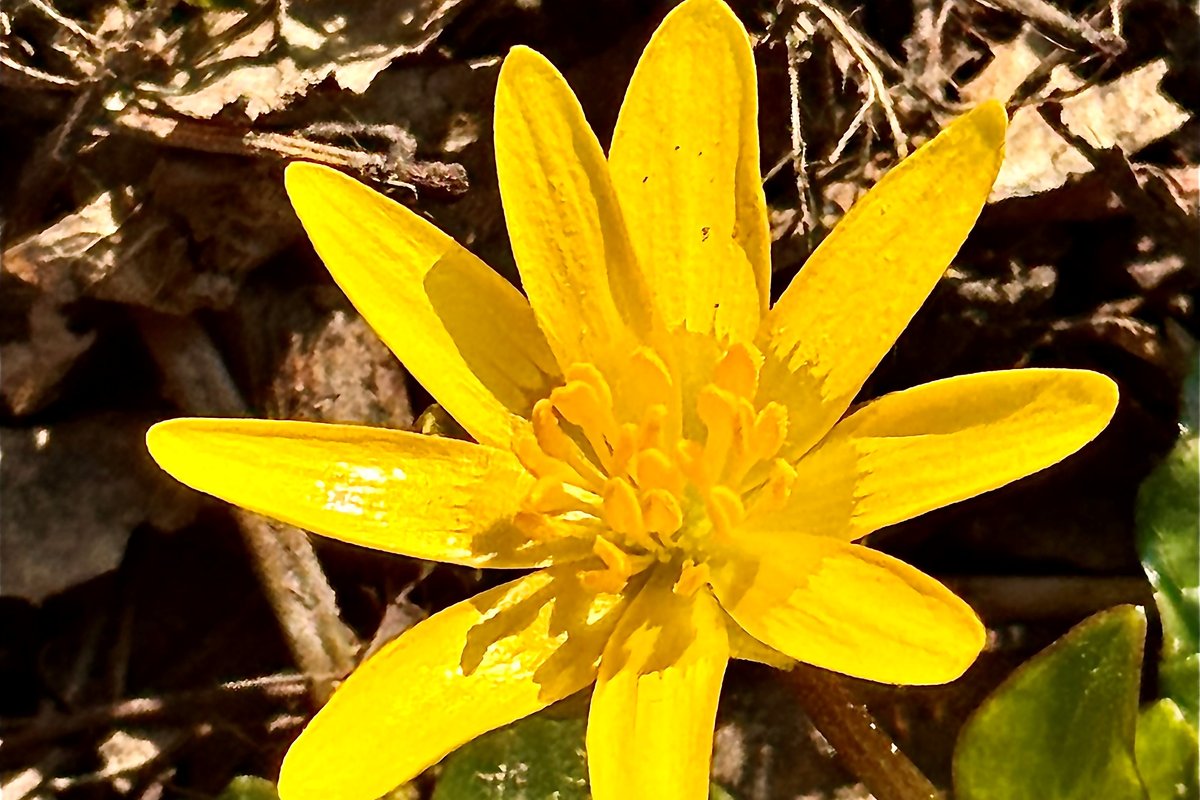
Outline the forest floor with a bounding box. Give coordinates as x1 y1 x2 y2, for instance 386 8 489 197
1 0 1197 797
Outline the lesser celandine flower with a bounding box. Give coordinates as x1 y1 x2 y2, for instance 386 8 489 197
146 0 1118 797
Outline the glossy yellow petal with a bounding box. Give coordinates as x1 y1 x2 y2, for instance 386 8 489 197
494 46 654 373
744 368 1118 541
147 418 591 567
279 568 626 800
759 102 1008 456
712 535 983 684
587 572 729 800
285 162 558 448
609 0 768 336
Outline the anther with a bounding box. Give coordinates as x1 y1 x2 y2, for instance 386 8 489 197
747 459 797 515
631 448 684 497
525 477 593 515
531 398 606 489
697 385 738 483
713 342 763 400
673 559 711 597
602 478 656 551
629 347 674 408
751 402 788 462
642 488 683 540
705 485 745 539
565 363 614 412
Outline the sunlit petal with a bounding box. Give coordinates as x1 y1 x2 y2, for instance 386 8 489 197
147 418 592 567
609 0 768 337
494 46 655 375
712 536 983 685
759 102 1008 456
587 572 729 800
286 162 559 447
279 568 626 800
744 368 1118 540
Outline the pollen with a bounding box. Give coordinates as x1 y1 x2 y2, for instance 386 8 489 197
513 340 799 585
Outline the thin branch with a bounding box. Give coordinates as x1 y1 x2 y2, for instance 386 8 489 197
802 0 909 158
110 108 468 195
782 28 815 237
978 0 1125 55
790 666 942 800
134 312 360 704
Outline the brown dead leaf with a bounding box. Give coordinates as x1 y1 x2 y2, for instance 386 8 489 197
988 60 1190 200
0 413 199 602
0 298 95 416
2 158 297 314
270 309 413 428
161 0 471 121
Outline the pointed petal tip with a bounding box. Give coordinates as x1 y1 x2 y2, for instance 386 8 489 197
501 44 549 74
284 161 349 208
145 418 186 466
966 99 1009 147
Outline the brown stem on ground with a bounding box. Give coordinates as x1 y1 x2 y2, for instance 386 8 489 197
135 311 359 704
789 665 942 800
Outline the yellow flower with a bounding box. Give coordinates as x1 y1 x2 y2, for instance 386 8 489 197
146 1 1118 798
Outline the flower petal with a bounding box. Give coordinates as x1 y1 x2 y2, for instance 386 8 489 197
279 568 626 800
494 46 655 374
285 162 559 448
609 0 768 336
146 418 590 567
744 368 1118 541
587 572 729 800
712 535 983 685
759 102 1008 455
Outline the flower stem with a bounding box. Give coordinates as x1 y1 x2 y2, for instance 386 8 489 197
789 664 942 800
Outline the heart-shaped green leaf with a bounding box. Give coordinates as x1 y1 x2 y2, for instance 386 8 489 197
431 708 736 800
432 713 589 800
1136 698 1199 800
1136 424 1199 724
953 605 1148 800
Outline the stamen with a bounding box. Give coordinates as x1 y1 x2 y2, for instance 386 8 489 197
581 568 628 594
705 485 745 540
751 402 789 461
593 535 631 577
531 398 606 489
746 459 797 515
602 477 656 551
550 381 615 472
513 511 557 542
676 439 711 489
525 477 594 515
629 347 674 407
637 404 668 450
713 342 763 400
607 423 639 478
697 385 737 482
673 559 711 597
565 363 614 412
512 430 570 481
642 488 683 541
631 448 684 497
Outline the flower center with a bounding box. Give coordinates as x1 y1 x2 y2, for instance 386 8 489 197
512 341 796 595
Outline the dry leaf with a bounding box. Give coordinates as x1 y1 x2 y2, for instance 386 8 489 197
990 60 1190 200
161 0 468 120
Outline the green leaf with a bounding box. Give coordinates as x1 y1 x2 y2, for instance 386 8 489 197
1136 699 1199 800
1136 428 1200 723
433 714 590 800
953 605 1149 800
431 709 736 800
217 777 279 800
